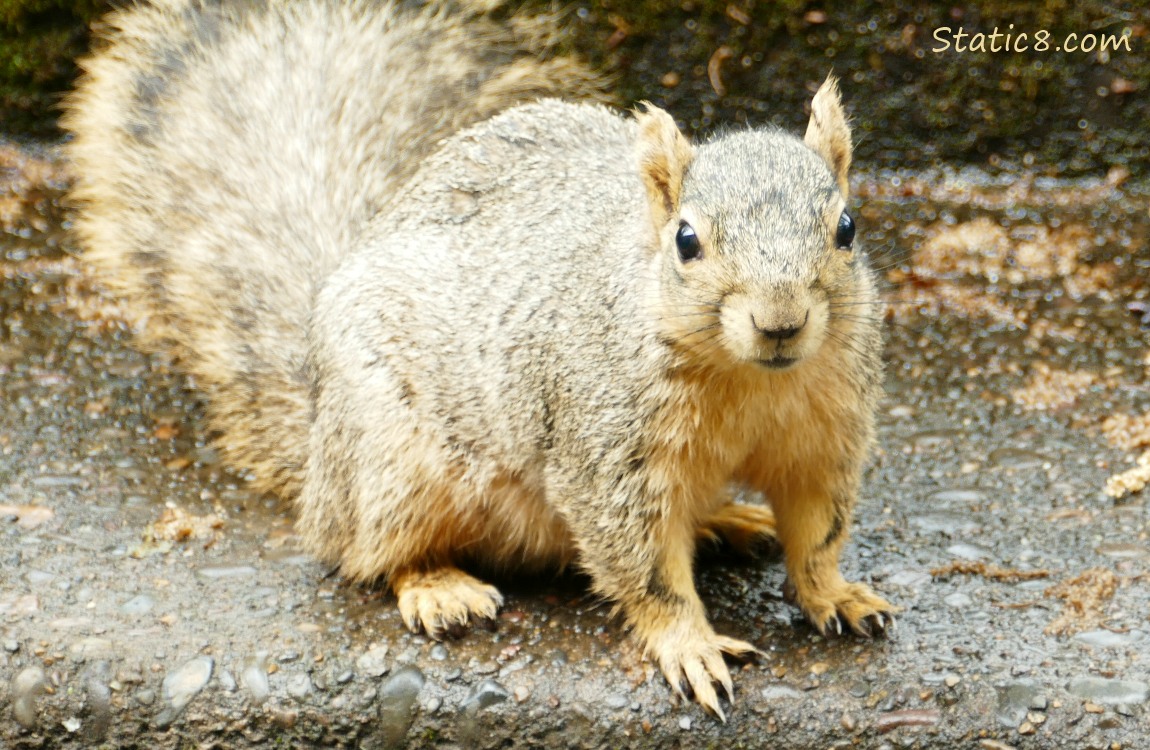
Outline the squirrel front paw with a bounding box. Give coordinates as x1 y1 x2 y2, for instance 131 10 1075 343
784 577 896 638
642 616 760 721
393 567 504 640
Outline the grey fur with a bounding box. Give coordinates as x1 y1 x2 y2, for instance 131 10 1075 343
65 0 608 497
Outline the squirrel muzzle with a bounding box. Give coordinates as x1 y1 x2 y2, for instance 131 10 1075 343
721 283 829 370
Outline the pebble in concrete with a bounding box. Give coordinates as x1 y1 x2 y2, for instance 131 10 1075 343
287 672 313 700
69 637 113 662
1073 630 1144 648
83 661 113 743
1067 677 1149 705
195 565 257 580
120 594 154 615
376 665 425 745
463 678 510 713
987 448 1046 470
604 693 629 710
12 666 47 729
911 512 980 535
241 653 270 704
761 685 804 701
357 644 389 678
154 656 213 729
996 680 1045 727
946 543 991 560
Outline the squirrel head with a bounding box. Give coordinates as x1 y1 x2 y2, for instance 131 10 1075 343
635 75 864 374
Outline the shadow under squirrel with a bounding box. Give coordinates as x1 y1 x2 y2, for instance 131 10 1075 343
65 0 895 718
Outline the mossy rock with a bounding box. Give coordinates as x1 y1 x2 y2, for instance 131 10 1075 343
0 0 109 135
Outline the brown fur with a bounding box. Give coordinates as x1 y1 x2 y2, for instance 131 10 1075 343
805 74 853 196
635 103 695 226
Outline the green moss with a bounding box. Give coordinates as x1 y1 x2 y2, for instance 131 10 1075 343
0 0 108 135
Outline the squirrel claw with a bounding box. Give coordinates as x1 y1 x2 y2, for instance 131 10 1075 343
793 580 897 640
697 502 778 558
647 626 755 721
815 614 844 638
394 567 504 641
862 611 890 636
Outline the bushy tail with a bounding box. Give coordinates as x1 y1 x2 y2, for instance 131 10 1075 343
64 0 608 496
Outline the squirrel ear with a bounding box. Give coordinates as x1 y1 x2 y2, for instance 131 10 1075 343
804 74 852 197
634 103 693 228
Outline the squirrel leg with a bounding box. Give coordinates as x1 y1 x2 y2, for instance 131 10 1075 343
625 523 760 721
767 476 896 637
696 500 777 556
560 472 759 720
392 566 504 640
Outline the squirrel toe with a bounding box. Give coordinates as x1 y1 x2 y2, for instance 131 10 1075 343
394 567 504 640
645 620 760 721
786 578 897 638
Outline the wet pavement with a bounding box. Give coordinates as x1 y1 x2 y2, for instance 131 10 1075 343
2 135 1150 747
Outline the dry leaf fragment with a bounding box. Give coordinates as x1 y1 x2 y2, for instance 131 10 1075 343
1044 568 1119 636
150 507 223 542
707 46 734 96
1105 451 1150 499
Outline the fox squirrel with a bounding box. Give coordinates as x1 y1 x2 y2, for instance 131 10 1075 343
66 0 894 718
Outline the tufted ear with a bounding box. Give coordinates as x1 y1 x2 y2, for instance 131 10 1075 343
634 103 693 231
804 74 852 197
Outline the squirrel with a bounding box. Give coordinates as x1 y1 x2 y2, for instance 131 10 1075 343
65 0 895 719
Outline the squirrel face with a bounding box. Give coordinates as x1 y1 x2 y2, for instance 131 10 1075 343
635 76 861 373
671 132 853 371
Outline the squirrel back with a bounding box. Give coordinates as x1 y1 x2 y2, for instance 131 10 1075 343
64 0 607 496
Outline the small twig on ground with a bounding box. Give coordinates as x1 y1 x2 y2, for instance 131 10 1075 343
930 560 1053 582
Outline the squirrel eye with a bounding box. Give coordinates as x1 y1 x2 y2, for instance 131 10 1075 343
836 210 855 250
675 222 702 262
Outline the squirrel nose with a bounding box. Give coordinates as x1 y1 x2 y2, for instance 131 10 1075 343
760 324 802 341
753 310 809 341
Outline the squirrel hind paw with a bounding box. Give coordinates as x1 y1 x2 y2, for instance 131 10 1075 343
697 502 778 558
393 567 504 640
